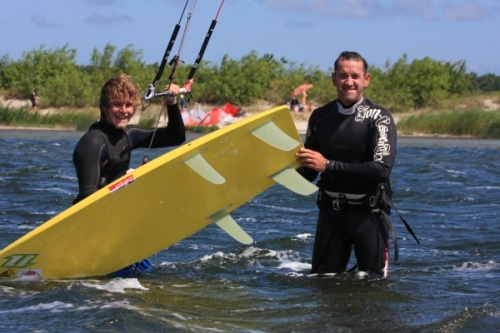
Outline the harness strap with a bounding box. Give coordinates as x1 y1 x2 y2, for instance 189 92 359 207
381 210 400 264
380 188 421 245
324 191 366 200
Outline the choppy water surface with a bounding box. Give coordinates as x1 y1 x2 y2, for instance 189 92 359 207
0 130 499 332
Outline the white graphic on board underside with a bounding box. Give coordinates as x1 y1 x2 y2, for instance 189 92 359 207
1 254 38 268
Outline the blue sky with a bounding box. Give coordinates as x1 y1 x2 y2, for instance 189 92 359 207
1 0 499 75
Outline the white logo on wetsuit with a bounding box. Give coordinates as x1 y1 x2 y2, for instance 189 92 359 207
355 105 391 162
355 105 381 122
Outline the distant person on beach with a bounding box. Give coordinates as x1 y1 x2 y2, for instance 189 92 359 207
72 73 186 276
296 51 399 277
180 94 187 110
289 98 301 112
30 88 41 111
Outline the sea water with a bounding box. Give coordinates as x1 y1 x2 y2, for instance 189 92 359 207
0 130 499 332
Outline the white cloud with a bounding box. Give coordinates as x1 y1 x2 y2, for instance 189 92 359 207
259 0 497 21
441 0 488 20
390 0 438 21
84 13 134 26
30 16 58 28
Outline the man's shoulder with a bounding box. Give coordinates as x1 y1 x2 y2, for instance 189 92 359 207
310 100 336 119
76 123 107 145
362 98 391 113
124 124 141 133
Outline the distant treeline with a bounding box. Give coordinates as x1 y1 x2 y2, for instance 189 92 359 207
1 44 499 112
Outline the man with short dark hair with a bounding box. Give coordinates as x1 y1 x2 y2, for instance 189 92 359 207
296 51 397 277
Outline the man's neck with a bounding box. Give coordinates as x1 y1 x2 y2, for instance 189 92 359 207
337 98 364 115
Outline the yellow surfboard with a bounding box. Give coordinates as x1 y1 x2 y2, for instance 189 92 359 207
0 106 317 279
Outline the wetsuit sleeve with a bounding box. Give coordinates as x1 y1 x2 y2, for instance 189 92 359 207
72 133 106 203
325 111 397 183
130 103 186 148
152 103 186 147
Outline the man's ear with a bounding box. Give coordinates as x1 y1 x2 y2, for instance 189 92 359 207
364 72 371 87
331 72 337 87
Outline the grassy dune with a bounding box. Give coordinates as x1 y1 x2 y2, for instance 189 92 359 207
1 95 499 138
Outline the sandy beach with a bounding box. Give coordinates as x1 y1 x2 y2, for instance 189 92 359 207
1 96 310 134
202 108 309 135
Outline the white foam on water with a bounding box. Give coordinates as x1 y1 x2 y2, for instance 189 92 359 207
249 203 306 213
355 271 370 278
73 298 146 314
58 174 77 181
454 260 499 272
307 272 337 278
467 185 500 190
278 260 311 272
284 271 306 277
0 285 19 295
446 169 466 175
80 277 149 294
239 246 311 274
294 233 312 240
239 246 279 259
235 217 257 223
199 251 236 262
0 300 73 314
18 225 36 230
33 187 72 195
171 312 188 321
171 283 194 288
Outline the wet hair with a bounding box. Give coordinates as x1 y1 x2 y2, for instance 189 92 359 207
334 51 369 74
99 73 140 116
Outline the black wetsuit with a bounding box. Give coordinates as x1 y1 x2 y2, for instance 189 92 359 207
73 104 185 203
298 98 397 275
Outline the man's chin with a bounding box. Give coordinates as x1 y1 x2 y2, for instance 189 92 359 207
340 94 361 105
113 119 129 129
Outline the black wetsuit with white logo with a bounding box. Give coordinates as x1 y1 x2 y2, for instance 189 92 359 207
298 97 397 275
73 104 185 204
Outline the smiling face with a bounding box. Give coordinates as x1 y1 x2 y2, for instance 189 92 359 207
332 58 371 107
99 74 139 129
103 100 136 129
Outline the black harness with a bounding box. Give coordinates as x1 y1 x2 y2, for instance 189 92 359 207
317 184 420 265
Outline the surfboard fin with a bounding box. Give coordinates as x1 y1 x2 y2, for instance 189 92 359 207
211 211 253 245
184 153 226 184
251 120 300 151
271 166 318 196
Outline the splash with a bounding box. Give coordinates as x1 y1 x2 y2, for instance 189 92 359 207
80 278 149 294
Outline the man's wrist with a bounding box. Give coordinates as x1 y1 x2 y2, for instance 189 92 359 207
324 159 330 173
165 98 177 105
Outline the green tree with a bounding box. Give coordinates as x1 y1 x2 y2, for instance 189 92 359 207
446 60 470 95
475 73 500 91
3 44 91 107
407 57 450 108
87 43 118 88
114 44 151 90
368 55 414 112
2 45 495 112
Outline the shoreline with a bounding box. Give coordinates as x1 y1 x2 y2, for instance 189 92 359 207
0 124 493 140
1 105 497 139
